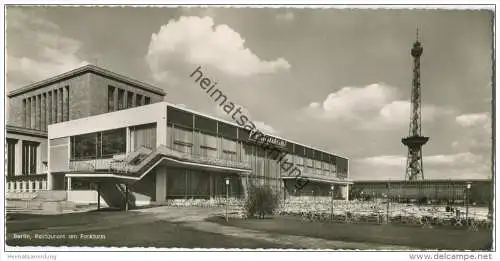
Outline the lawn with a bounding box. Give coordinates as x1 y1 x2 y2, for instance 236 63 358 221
206 215 493 250
6 211 288 248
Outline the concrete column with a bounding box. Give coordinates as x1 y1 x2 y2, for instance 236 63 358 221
155 165 167 202
342 184 350 201
126 127 131 153
97 184 101 210
33 95 40 129
67 177 72 191
51 90 56 123
15 140 22 176
30 97 36 129
63 86 69 121
113 87 118 111
47 93 51 126
125 185 129 212
209 172 214 199
23 99 27 128
131 93 136 107
47 172 53 190
58 88 63 123
41 94 46 131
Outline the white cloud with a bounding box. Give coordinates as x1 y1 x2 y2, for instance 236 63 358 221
359 155 406 167
212 105 279 134
360 152 482 168
306 83 397 120
275 11 295 22
146 16 291 81
180 7 217 18
6 8 88 90
451 112 492 153
304 82 454 130
254 121 279 135
354 152 490 180
456 113 490 128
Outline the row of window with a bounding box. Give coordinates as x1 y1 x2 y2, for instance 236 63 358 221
7 181 44 190
107 86 152 112
6 139 39 176
70 123 157 160
70 128 127 160
167 125 346 178
166 106 346 164
22 86 70 131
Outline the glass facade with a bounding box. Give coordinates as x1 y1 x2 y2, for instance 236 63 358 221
70 128 126 160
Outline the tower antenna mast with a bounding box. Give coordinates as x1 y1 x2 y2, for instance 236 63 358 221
402 28 429 181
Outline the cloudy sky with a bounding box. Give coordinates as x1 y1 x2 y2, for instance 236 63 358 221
6 6 493 180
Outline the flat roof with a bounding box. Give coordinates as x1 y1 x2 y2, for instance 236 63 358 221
7 64 167 97
164 102 349 160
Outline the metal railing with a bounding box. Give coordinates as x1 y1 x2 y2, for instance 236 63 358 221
68 146 252 174
288 168 351 183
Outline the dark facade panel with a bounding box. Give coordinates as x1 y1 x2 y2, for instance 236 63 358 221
218 122 237 140
305 147 313 159
238 127 251 141
167 106 193 128
294 144 305 156
314 150 322 161
194 115 217 135
286 142 294 154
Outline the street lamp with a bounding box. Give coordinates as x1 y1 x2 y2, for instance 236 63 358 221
330 185 335 221
466 182 471 221
225 177 230 222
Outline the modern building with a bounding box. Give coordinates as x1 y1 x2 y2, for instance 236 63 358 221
5 65 351 208
351 179 493 206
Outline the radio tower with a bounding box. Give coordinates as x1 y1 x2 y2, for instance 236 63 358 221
402 29 429 181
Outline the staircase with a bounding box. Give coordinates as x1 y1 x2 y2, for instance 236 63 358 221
6 190 94 215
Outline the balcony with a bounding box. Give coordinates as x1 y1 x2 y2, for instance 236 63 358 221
68 146 251 175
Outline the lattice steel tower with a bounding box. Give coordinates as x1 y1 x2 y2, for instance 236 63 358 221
402 30 429 181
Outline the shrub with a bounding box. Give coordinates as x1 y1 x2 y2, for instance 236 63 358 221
244 184 279 219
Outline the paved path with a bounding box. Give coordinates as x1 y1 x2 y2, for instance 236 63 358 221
136 206 416 250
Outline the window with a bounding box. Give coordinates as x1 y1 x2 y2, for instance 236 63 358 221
118 89 125 110
131 123 157 150
72 133 97 159
23 99 27 127
144 96 151 105
101 128 126 157
6 139 17 177
22 141 38 175
71 128 127 160
108 86 115 112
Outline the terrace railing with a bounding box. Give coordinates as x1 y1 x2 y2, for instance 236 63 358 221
68 145 251 178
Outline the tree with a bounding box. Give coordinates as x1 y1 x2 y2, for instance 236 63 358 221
244 184 279 219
